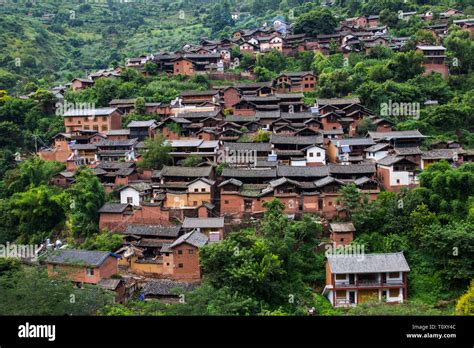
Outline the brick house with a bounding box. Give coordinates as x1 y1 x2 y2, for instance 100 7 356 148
63 108 122 134
416 45 448 78
377 155 420 192
323 252 410 307
274 71 316 93
182 217 225 241
162 229 209 281
71 78 94 91
329 222 356 246
46 249 119 285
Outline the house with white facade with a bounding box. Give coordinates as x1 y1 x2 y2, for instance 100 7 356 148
323 252 410 307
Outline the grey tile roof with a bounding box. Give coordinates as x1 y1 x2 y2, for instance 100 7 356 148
160 166 212 178
329 163 376 174
222 168 277 178
330 222 356 233
143 279 198 296
97 162 135 170
327 252 410 274
365 143 390 152
46 249 114 267
271 134 323 145
333 138 375 146
98 278 122 290
98 203 131 213
182 217 224 229
63 108 118 117
368 130 426 141
314 176 344 187
317 97 361 106
277 165 330 178
170 229 209 248
218 178 243 187
175 111 220 119
124 224 181 237
377 155 405 166
223 142 272 152
421 148 464 159
106 129 130 136
127 120 158 128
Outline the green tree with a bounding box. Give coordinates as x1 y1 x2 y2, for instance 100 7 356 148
138 134 172 169
65 167 106 238
294 9 338 37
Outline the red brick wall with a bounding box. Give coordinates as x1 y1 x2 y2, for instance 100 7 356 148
47 256 117 284
170 244 201 281
223 88 241 109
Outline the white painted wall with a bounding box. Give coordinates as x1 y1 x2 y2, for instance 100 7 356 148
120 187 140 206
188 180 211 193
306 146 326 165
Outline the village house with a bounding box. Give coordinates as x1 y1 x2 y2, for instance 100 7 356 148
96 138 139 162
327 138 375 164
127 120 158 141
162 229 209 281
329 222 356 246
182 217 225 241
142 279 198 303
420 148 465 169
377 155 420 192
274 71 317 93
71 78 94 91
62 108 122 134
416 45 448 78
46 249 119 286
323 252 410 307
118 224 182 276
119 182 153 207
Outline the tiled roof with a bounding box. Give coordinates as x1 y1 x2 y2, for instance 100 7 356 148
222 168 277 178
327 252 410 274
277 166 330 178
329 163 376 174
182 217 224 229
333 138 375 146
271 134 323 145
421 148 464 159
124 224 181 238
223 142 272 152
46 249 114 267
368 130 426 140
317 97 361 106
160 166 212 178
330 222 356 233
98 203 131 213
63 107 118 117
170 229 209 248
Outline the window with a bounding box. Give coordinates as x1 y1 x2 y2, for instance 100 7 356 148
188 249 194 254
193 201 198 206
388 272 400 278
316 152 321 157
86 268 94 276
224 200 229 204
201 188 206 192
336 290 346 299
52 265 58 272
309 152 314 157
166 263 170 266
335 274 346 280
93 125 98 131
396 179 400 184
127 197 133 204
101 125 107 131
177 250 183 255
102 116 107 121
328 201 333 206
178 263 183 268
194 188 199 193
388 288 400 298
